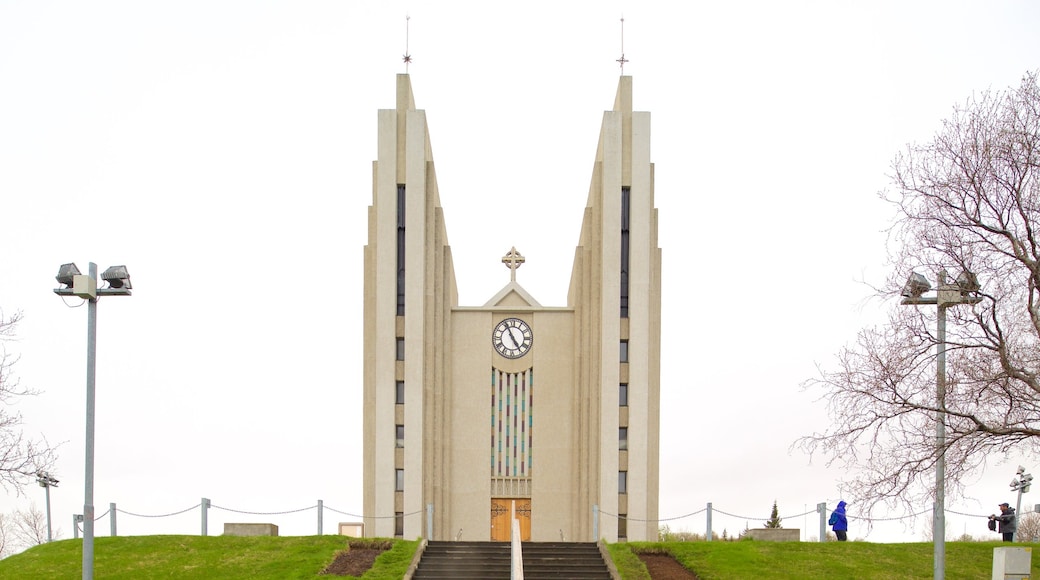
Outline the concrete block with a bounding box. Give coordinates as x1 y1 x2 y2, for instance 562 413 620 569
339 522 364 537
223 523 279 536
993 546 1032 580
746 528 799 542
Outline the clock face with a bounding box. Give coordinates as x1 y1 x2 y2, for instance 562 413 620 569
492 317 533 359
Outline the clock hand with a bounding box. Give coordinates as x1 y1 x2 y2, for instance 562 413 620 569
510 327 524 349
503 330 517 350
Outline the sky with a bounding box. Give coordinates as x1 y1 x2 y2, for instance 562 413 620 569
1 0 1039 548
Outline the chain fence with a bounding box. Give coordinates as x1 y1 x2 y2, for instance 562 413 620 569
67 496 1017 542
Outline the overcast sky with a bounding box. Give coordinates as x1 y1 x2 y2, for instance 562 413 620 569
1 1 1039 547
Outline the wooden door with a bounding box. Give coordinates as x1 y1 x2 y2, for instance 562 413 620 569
490 499 532 541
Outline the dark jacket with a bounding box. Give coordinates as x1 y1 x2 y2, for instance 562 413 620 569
996 507 1017 534
829 501 848 532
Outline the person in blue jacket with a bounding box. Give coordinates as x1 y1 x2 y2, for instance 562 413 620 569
829 500 848 541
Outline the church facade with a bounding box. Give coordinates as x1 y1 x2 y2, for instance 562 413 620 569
362 74 661 542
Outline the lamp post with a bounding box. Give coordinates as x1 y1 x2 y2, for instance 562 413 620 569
901 269 981 580
54 262 132 580
1009 466 1032 541
36 471 59 542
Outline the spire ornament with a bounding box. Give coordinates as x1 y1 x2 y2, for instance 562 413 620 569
402 15 412 71
502 247 525 282
616 17 628 73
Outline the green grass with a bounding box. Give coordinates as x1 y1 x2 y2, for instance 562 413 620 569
2 536 1037 579
612 540 1040 580
0 535 418 580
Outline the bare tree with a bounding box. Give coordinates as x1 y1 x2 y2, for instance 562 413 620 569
0 513 10 559
798 71 1040 517
0 310 57 492
1015 512 1040 542
10 504 50 548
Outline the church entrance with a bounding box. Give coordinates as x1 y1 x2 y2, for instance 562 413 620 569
490 498 531 541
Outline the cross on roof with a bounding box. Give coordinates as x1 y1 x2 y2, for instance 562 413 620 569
502 247 525 282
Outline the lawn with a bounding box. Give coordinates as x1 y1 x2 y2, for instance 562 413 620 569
0 535 417 580
611 540 1038 580
0 536 1035 579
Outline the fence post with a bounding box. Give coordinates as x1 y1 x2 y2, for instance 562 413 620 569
317 499 323 535
426 503 433 539
817 502 827 542
74 515 83 539
201 498 210 536
592 504 599 541
706 502 713 542
110 503 117 537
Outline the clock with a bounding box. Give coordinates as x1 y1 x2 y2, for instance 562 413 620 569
492 317 533 359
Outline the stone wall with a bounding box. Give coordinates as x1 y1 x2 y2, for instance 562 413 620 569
223 523 279 536
746 528 799 542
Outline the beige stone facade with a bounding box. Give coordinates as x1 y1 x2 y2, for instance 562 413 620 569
363 74 660 542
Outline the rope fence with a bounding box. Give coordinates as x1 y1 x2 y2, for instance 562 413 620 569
65 497 1018 542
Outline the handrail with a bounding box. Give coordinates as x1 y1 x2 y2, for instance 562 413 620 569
510 519 524 580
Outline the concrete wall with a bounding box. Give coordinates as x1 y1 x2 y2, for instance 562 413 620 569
746 529 800 542
223 523 279 537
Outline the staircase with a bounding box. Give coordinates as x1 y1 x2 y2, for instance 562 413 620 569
412 541 613 580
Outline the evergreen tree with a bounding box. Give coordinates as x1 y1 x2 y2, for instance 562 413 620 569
764 500 783 528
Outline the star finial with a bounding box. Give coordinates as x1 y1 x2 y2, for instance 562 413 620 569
402 15 412 71
616 17 628 74
502 247 525 282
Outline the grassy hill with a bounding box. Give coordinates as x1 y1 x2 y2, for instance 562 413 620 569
0 536 1035 579
0 536 417 580
612 540 1039 580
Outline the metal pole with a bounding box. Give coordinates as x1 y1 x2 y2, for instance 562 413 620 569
74 515 82 539
110 502 117 537
705 502 712 541
44 484 53 542
202 498 209 536
1014 484 1024 542
426 503 433 539
83 262 98 580
935 292 947 580
592 504 599 541
318 499 323 536
818 502 827 542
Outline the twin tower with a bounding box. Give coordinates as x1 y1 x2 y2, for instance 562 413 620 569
363 74 662 542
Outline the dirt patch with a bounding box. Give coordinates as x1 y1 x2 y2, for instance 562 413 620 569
638 552 700 580
321 541 392 576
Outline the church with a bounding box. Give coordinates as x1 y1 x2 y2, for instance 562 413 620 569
362 73 661 543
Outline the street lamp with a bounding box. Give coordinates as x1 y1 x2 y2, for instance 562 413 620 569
36 471 59 542
1010 466 1033 541
901 269 982 580
54 262 132 580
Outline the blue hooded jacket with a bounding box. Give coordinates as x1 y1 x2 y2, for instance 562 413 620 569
829 501 848 532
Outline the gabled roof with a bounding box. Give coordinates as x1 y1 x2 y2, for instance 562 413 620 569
483 281 542 308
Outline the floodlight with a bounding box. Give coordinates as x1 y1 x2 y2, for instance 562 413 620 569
956 270 980 294
1018 465 1026 474
55 263 81 287
901 272 931 298
101 265 131 289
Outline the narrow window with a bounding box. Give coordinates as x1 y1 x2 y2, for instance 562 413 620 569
620 340 629 363
620 187 630 318
395 512 404 537
395 468 404 491
395 380 405 405
618 514 628 540
619 427 628 450
396 424 405 448
619 383 629 407
396 338 405 361
619 471 628 494
396 185 406 316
